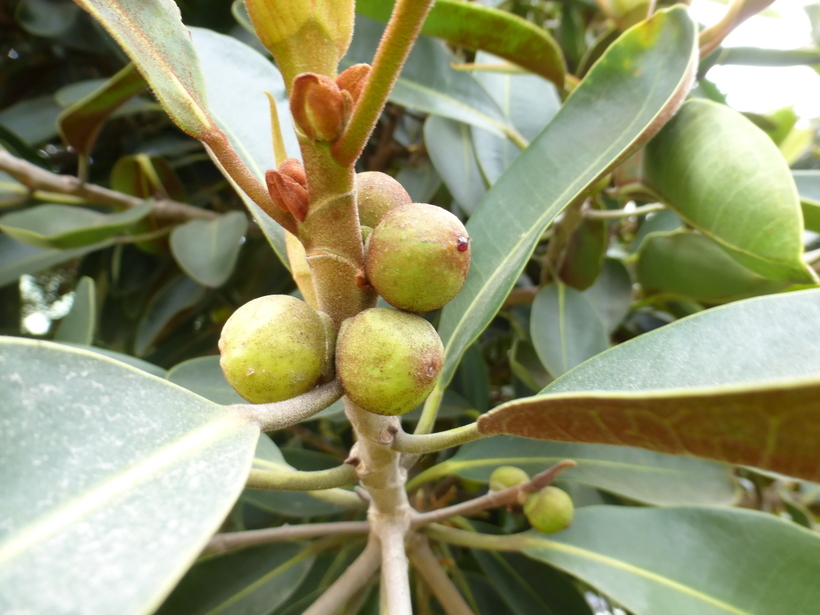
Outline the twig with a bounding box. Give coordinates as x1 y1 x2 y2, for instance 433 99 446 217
0 150 217 223
302 537 382 615
203 521 370 556
408 537 475 615
411 460 576 529
422 523 528 552
247 462 358 491
390 423 485 455
699 0 775 58
583 202 665 219
231 379 344 431
332 0 436 167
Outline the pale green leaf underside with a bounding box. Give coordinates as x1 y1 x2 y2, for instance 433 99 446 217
0 337 259 615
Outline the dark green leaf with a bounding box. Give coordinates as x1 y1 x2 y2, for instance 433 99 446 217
424 116 487 214
57 64 148 157
0 201 153 249
135 275 206 356
170 211 248 288
0 234 110 289
531 284 609 378
156 543 314 615
409 436 737 507
435 7 697 397
167 355 245 405
523 506 820 615
636 231 787 302
54 275 96 344
581 258 632 333
357 0 566 86
345 17 516 141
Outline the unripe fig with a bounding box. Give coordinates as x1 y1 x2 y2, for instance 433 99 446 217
355 172 412 228
336 308 443 415
524 486 574 534
489 466 530 492
365 203 470 312
219 295 326 404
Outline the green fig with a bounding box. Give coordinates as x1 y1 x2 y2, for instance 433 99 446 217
365 203 470 312
355 171 412 228
219 295 327 404
523 486 574 534
489 466 530 492
336 308 443 415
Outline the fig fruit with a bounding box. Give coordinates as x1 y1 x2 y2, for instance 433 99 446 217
365 203 470 312
219 295 327 403
523 486 574 534
489 466 530 492
355 172 412 228
336 308 443 415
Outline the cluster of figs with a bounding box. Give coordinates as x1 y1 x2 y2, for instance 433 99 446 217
219 172 470 416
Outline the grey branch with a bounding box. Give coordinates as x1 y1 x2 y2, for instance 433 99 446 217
302 537 382 615
411 460 576 528
203 521 370 556
408 537 475 615
0 150 217 223
232 379 344 431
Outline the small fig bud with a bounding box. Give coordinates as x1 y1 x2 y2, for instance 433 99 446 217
290 73 345 142
336 308 444 415
356 172 412 228
365 203 471 312
219 295 326 403
523 486 574 534
266 158 309 221
489 466 530 492
337 63 371 104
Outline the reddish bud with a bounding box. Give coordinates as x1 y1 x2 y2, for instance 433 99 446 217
266 158 309 222
336 63 371 104
290 73 345 142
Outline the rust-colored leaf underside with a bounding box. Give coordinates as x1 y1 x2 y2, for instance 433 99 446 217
477 379 820 481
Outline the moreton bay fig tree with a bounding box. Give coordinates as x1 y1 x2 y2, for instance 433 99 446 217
336 308 443 415
7 1 820 614
365 203 471 312
218 295 328 403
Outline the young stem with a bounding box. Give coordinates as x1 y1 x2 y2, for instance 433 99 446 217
203 521 370 555
246 463 357 491
422 523 529 552
298 141 375 327
391 423 484 455
230 379 343 431
332 0 436 167
408 537 475 615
